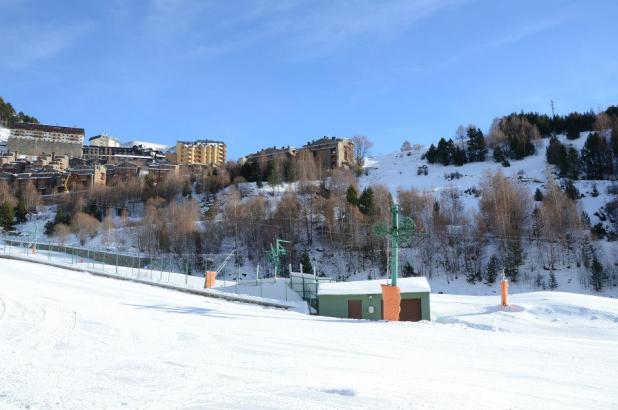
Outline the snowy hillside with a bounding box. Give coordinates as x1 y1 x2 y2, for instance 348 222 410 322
360 134 611 225
121 140 170 151
1 258 617 409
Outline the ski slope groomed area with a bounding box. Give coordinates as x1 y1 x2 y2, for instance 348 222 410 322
1 259 617 409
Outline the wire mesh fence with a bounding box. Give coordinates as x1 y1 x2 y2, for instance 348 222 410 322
0 235 305 307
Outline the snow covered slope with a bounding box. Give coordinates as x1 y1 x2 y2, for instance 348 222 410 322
121 140 170 151
360 135 614 228
1 259 617 409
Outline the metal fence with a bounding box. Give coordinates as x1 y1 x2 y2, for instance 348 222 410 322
289 271 332 311
0 238 305 307
3 237 225 276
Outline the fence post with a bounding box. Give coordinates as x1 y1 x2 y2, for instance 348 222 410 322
115 252 118 274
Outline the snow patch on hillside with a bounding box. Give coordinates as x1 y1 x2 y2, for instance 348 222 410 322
121 140 170 151
0 125 9 143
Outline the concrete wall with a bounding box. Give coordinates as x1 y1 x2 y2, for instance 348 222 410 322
318 291 430 321
8 137 83 158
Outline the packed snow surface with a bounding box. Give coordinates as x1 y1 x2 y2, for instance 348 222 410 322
1 259 617 409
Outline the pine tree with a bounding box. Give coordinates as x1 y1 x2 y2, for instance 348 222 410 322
563 147 581 180
0 201 15 231
424 144 437 163
485 255 498 285
548 270 558 290
299 249 313 274
358 187 376 216
504 241 523 282
534 188 544 201
591 184 599 197
535 273 546 289
346 185 358 206
580 212 591 229
15 199 27 224
590 256 606 291
580 132 614 179
564 179 579 200
452 147 467 166
546 137 566 168
493 146 506 163
402 261 418 277
466 127 487 162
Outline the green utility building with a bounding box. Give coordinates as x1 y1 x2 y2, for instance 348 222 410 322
317 277 431 321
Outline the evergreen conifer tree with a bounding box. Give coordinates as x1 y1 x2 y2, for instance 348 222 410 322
466 127 487 162
534 188 544 201
590 256 606 291
493 146 506 163
15 199 28 224
346 185 358 206
504 241 523 282
564 179 579 200
300 249 313 274
563 147 581 180
0 201 15 231
358 187 376 216
580 132 613 179
485 255 498 285
548 270 558 290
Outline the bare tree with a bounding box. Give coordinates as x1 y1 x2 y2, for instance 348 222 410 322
479 171 530 253
101 208 116 246
71 212 100 245
53 223 71 246
351 135 373 167
0 181 16 207
22 181 40 212
400 140 412 152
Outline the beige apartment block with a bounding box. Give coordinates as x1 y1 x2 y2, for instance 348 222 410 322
176 140 226 166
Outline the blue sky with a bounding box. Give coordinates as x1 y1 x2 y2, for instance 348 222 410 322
1 0 617 159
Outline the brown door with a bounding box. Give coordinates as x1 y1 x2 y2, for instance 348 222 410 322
400 298 422 322
347 299 362 319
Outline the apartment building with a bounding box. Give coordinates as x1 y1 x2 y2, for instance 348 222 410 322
176 140 226 166
303 137 355 169
241 137 354 170
82 145 163 163
88 134 121 147
8 123 84 158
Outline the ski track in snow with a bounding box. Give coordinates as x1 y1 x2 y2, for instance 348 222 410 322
1 258 618 409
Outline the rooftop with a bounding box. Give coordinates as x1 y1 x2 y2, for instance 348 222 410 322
11 122 84 135
178 139 225 145
318 277 431 296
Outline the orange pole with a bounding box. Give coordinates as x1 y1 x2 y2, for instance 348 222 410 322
381 284 401 321
204 271 217 288
31 244 36 255
500 279 509 307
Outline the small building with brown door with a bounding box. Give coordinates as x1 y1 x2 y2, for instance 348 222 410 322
317 277 431 321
